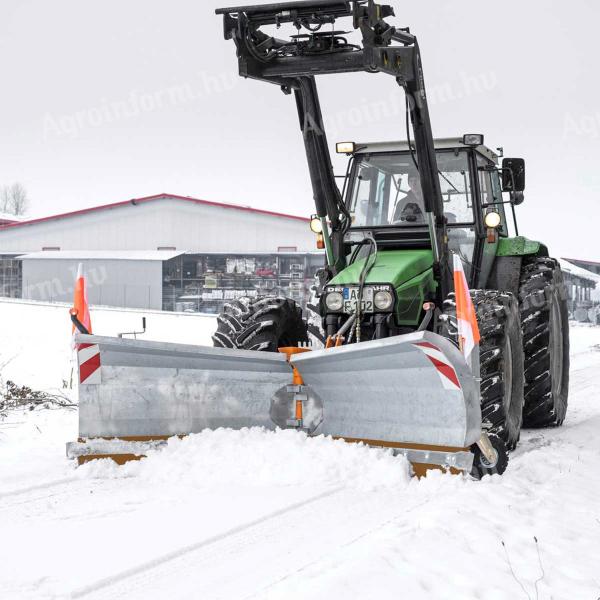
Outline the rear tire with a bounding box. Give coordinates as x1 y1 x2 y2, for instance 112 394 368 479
212 296 308 352
444 290 525 450
518 257 570 427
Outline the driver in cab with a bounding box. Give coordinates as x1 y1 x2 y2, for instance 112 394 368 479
392 171 425 224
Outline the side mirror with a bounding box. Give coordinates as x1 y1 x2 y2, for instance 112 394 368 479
510 191 525 205
502 158 525 192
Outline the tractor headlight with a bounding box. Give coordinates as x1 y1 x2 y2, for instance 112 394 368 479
462 133 484 146
336 141 355 154
374 290 394 310
325 291 344 312
309 215 323 234
484 211 501 228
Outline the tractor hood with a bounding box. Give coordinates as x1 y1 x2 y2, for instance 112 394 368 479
329 249 434 288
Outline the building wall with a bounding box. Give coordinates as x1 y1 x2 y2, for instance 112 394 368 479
22 259 163 309
0 198 314 254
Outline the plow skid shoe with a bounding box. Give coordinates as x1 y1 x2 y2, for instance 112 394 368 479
74 334 291 438
291 331 481 449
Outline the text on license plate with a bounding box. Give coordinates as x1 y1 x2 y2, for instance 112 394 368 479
342 287 374 313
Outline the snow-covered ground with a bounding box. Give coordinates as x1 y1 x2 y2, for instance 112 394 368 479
1 299 600 600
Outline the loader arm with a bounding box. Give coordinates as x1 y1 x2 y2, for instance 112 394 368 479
216 0 449 297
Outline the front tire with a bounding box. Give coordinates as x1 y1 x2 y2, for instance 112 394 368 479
306 283 326 348
445 290 525 450
474 290 525 450
212 296 308 352
518 257 570 427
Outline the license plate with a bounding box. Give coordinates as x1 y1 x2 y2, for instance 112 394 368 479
342 287 374 313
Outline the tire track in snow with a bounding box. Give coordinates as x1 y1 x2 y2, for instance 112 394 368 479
70 486 347 599
243 495 434 600
72 486 427 600
0 477 76 503
513 358 600 458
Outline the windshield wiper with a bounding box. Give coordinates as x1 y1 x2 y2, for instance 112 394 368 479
438 170 460 194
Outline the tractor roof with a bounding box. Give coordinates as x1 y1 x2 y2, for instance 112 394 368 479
352 138 499 164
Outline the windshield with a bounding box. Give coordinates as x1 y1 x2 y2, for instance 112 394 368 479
348 150 474 227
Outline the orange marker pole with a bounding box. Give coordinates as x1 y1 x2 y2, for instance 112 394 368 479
71 263 92 335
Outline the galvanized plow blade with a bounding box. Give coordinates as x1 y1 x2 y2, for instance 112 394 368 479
68 331 480 473
291 331 481 449
73 334 291 439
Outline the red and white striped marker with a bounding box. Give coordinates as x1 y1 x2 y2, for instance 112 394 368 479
77 342 101 384
70 262 100 383
413 341 461 391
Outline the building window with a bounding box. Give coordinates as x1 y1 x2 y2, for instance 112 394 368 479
0 256 22 298
277 246 297 252
161 252 324 314
157 246 176 251
42 246 60 251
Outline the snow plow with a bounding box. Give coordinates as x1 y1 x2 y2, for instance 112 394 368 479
67 1 570 478
67 329 483 475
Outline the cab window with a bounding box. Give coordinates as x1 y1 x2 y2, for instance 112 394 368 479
348 150 475 227
477 155 508 236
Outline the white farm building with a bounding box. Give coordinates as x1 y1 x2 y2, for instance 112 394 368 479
0 194 322 312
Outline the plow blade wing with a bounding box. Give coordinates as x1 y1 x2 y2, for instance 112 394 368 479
292 331 481 448
73 334 291 439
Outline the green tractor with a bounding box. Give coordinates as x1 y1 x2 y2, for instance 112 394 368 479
212 1 569 475
63 0 569 476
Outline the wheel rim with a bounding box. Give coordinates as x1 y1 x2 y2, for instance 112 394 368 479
503 335 513 415
478 449 498 469
549 294 564 400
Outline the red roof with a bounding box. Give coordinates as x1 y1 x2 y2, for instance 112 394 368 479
0 193 309 230
0 212 21 226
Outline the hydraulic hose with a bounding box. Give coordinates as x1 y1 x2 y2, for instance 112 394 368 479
355 235 378 342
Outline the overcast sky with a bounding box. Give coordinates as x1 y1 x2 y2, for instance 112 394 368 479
1 0 598 260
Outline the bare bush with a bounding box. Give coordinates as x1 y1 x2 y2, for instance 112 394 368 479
0 380 75 419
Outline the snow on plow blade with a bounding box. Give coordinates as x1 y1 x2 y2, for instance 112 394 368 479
67 331 480 473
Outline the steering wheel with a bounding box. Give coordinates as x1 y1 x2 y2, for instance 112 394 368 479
397 201 424 223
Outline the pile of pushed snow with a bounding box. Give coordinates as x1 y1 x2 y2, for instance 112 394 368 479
78 427 411 491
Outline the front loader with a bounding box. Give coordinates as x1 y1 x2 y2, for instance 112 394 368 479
67 0 569 478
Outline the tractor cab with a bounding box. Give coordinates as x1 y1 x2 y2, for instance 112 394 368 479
336 136 518 284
